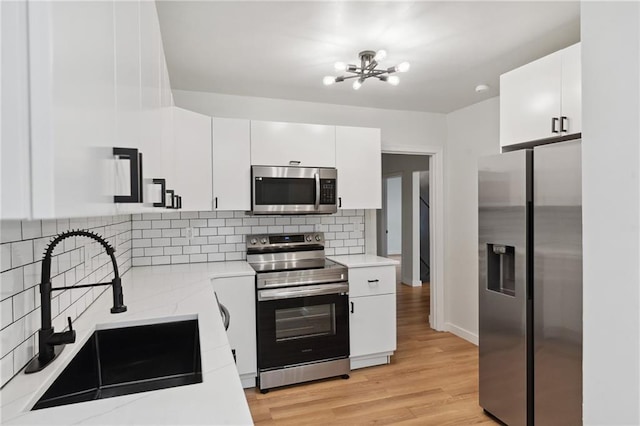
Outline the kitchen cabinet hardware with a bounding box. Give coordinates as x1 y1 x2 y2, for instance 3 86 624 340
351 301 354 313
215 197 218 209
551 117 559 134
113 147 143 203
339 197 342 208
166 189 175 209
289 160 301 165
560 116 568 133
152 178 166 207
367 279 379 283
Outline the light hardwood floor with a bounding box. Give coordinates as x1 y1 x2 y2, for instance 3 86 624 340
245 265 497 425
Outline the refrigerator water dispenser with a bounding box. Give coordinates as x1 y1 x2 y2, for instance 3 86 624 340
487 244 515 296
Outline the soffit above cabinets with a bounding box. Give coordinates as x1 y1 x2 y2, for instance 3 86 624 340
156 1 579 114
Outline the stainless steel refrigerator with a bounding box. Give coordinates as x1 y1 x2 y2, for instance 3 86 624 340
478 139 582 426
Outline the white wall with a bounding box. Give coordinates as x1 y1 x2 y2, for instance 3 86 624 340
173 90 446 151
386 176 402 255
581 2 640 424
444 97 500 343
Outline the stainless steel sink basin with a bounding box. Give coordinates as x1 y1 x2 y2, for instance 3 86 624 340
32 319 202 410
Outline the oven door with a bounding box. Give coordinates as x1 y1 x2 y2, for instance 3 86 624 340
251 166 337 215
257 283 349 369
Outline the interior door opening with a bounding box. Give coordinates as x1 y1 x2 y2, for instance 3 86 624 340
377 153 432 326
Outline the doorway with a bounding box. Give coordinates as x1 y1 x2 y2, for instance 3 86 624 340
377 154 430 288
364 145 444 331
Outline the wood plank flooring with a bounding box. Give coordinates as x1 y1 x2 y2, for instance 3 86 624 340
245 275 497 425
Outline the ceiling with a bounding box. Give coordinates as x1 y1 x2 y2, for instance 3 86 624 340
156 1 580 114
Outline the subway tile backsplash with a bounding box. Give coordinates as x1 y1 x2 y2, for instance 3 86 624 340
0 210 364 388
131 210 365 266
0 215 131 388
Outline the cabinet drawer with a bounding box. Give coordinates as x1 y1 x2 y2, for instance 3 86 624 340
348 266 395 297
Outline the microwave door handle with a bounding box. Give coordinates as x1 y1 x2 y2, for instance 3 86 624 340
314 172 320 210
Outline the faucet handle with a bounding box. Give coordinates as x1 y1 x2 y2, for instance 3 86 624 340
67 316 73 332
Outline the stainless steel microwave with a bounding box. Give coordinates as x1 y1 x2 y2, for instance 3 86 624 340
251 166 337 214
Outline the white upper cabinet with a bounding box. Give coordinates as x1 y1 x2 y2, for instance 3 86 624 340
139 0 163 198
29 0 117 219
5 0 178 219
250 121 336 168
500 43 581 148
213 118 251 211
113 0 143 213
560 43 581 136
335 126 382 209
1 0 31 219
172 107 212 212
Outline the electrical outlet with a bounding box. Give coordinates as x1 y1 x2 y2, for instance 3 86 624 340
185 227 194 241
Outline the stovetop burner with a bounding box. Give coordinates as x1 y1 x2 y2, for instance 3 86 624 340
246 232 348 289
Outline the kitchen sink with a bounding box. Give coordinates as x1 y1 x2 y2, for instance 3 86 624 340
32 319 202 410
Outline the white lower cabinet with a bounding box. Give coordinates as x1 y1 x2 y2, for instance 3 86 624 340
211 275 257 388
348 265 396 369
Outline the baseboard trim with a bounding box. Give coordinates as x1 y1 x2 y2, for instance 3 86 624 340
445 322 478 346
401 278 422 287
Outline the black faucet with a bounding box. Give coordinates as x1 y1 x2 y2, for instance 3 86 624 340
25 230 127 373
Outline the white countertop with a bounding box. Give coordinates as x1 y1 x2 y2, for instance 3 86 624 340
328 254 399 268
0 262 255 425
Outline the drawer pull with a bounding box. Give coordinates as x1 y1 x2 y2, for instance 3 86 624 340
350 301 354 314
367 279 379 283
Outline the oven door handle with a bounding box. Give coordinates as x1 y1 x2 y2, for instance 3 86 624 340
258 283 349 301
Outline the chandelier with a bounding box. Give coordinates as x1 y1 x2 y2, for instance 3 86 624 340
323 49 410 90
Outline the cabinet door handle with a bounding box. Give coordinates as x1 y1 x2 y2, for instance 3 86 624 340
113 147 143 203
350 301 354 313
289 160 301 165
338 197 342 208
166 189 175 209
367 279 379 283
551 117 559 134
152 178 166 207
560 116 568 133
214 197 218 209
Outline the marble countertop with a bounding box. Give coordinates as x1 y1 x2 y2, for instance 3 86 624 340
328 254 399 268
0 262 255 425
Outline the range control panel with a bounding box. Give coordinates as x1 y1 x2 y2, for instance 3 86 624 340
247 232 324 248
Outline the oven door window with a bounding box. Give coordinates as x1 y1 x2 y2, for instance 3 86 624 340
257 293 349 369
275 304 335 341
254 178 315 205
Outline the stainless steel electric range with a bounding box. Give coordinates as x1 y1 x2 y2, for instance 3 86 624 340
246 232 350 393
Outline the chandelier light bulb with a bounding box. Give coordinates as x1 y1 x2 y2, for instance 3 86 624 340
396 62 410 73
374 49 387 61
353 78 363 90
323 76 337 86
334 62 347 71
388 75 400 86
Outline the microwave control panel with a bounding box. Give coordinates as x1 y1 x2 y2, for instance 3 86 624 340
320 179 336 204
